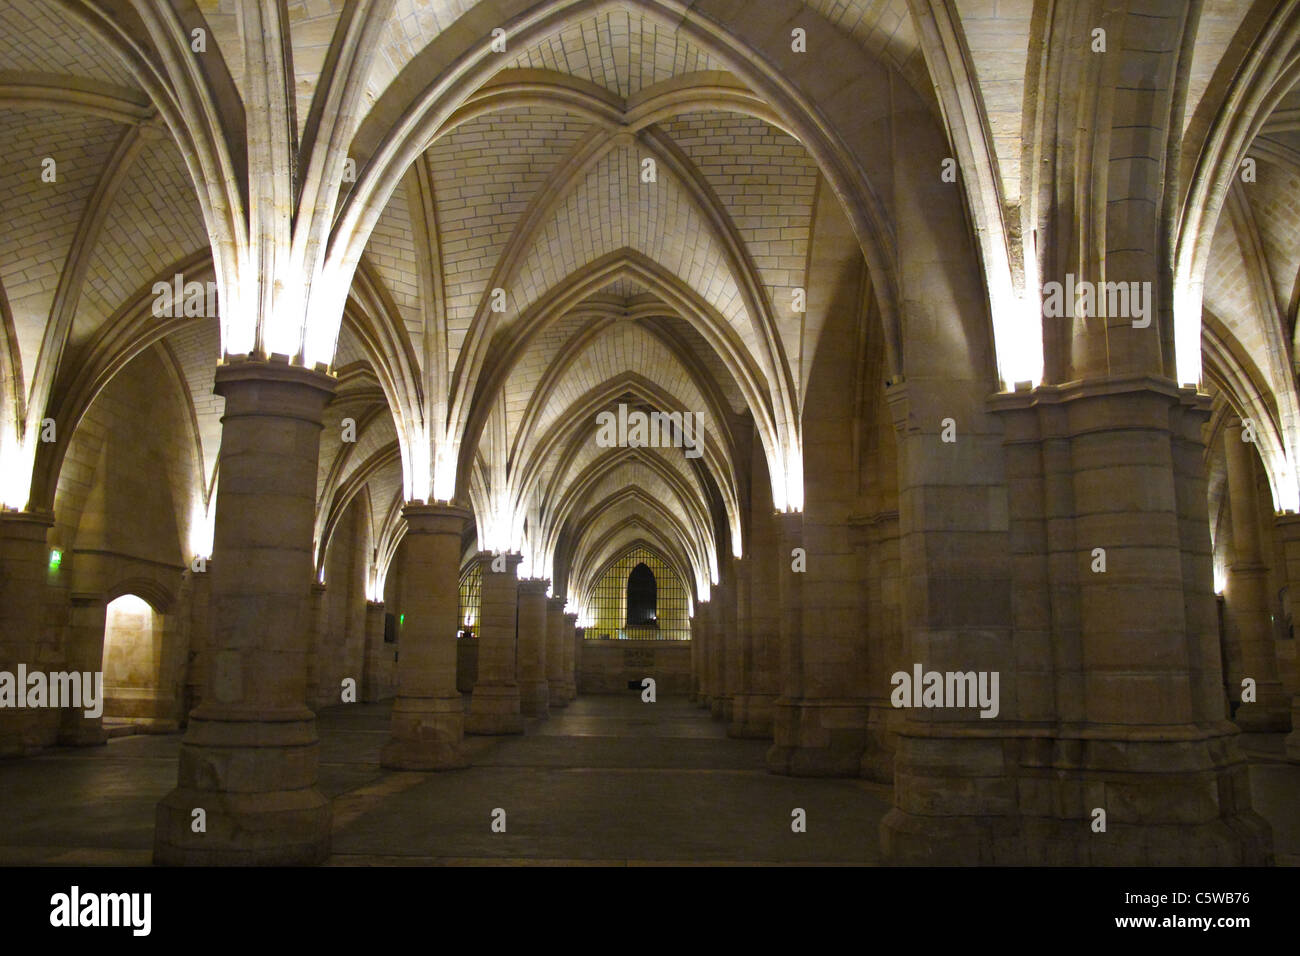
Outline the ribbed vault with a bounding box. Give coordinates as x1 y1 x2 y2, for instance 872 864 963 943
1 0 1298 627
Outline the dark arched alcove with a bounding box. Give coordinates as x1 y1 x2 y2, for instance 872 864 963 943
626 562 658 627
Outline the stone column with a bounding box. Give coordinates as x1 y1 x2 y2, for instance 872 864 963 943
303 581 327 709
1223 420 1289 730
59 593 108 746
382 504 472 766
731 549 776 738
467 552 524 734
1272 515 1300 760
851 512 902 782
726 556 751 735
155 575 194 732
562 612 579 701
768 512 814 772
896 380 1273 865
546 595 569 707
694 599 712 708
689 603 702 702
154 358 336 865
183 566 212 719
0 511 57 756
709 596 726 719
720 561 741 722
516 578 550 717
360 600 389 702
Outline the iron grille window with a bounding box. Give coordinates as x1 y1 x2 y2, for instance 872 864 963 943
458 561 481 637
587 545 689 640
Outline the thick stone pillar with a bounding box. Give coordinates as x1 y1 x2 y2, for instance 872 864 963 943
545 596 569 707
383 504 472 766
884 380 1272 865
720 561 741 722
0 512 57 756
360 600 390 702
731 549 777 737
154 358 336 865
303 581 327 708
59 593 108 746
728 555 764 737
565 613 580 699
695 600 712 708
769 512 849 774
563 613 579 700
689 602 702 702
851 512 902 782
467 552 523 734
709 596 726 719
517 578 550 717
1272 515 1300 760
1223 420 1289 730
183 567 212 719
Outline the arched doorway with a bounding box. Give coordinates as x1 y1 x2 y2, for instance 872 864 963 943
626 563 657 628
101 594 165 726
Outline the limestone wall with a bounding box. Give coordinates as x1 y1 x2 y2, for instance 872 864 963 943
578 638 690 695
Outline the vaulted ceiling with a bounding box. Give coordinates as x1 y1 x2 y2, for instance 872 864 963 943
3 0 1299 619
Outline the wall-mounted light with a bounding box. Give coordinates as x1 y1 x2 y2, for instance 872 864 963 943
48 548 62 571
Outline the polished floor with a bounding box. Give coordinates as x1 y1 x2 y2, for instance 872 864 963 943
0 696 1295 865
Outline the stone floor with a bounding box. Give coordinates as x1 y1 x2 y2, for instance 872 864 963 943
0 696 1295 865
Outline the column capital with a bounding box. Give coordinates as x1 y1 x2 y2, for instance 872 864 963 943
546 595 567 611
1276 512 1300 535
987 375 1209 438
477 551 523 574
402 502 472 536
517 577 550 596
562 612 578 625
214 356 337 421
0 510 54 538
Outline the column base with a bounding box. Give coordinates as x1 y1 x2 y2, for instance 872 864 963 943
1286 696 1300 762
859 702 897 783
519 680 550 718
0 710 60 757
382 696 470 770
727 693 775 738
1233 689 1292 733
710 695 728 720
466 683 524 735
107 717 180 734
698 694 712 710
361 676 395 704
880 807 1272 866
58 718 108 747
546 679 570 708
153 708 331 864
154 786 331 865
765 697 871 777
882 725 1274 864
